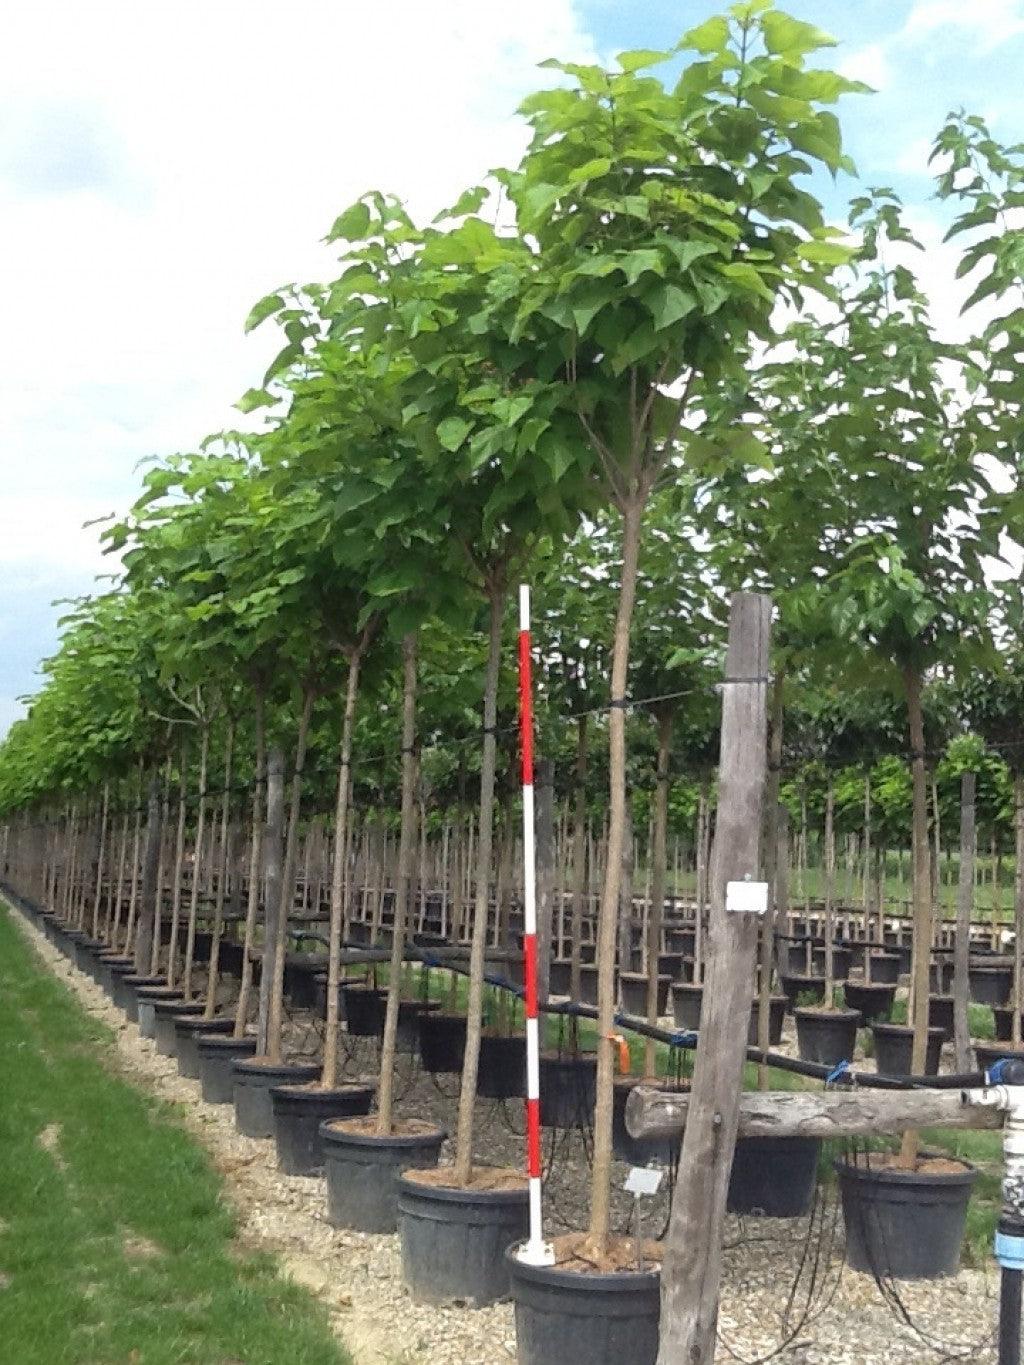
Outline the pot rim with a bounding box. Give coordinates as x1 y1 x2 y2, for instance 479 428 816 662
834 1155 977 1188
397 1170 529 1205
505 1242 660 1291
320 1118 446 1149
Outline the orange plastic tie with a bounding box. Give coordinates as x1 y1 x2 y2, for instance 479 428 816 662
607 1033 631 1075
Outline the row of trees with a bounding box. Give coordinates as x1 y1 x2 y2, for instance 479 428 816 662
3 5 1024 1257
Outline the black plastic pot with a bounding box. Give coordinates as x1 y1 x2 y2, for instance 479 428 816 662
969 965 1012 1007
321 1120 446 1232
341 983 385 1037
665 927 695 956
137 986 183 1039
418 1012 466 1074
894 944 914 976
153 998 204 1056
843 982 896 1024
507 1245 660 1365
836 1156 977 1278
93 951 121 994
975 1041 1024 1074
794 1007 861 1067
477 1034 526 1099
397 998 440 1053
548 961 572 996
578 966 599 1007
122 974 165 1024
612 1076 685 1167
109 962 138 1011
398 1171 529 1306
196 1034 258 1104
871 1023 944 1077
993 1007 1024 1043
780 974 825 1012
746 996 786 1047
619 973 670 1019
271 1082 375 1175
728 1136 822 1217
928 994 955 1040
232 1058 321 1138
539 1053 596 1129
174 1016 234 1078
670 982 703 1030
811 945 852 980
656 953 685 982
930 961 954 995
284 953 329 1010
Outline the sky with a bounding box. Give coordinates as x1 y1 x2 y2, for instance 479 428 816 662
2 0 1022 738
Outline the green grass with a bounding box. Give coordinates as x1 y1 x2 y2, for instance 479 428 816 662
0 900 350 1365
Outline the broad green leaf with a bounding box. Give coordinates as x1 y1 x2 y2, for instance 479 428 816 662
617 48 671 73
327 200 372 242
436 416 473 451
682 17 729 54
761 12 837 58
244 292 284 334
646 283 698 330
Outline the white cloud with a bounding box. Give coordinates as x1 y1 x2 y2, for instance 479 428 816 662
904 0 1024 52
0 0 596 735
840 42 891 92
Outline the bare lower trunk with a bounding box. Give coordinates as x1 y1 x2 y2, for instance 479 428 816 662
234 699 266 1038
899 665 931 1169
569 715 588 1001
133 777 163 974
257 746 285 1053
953 771 976 1072
454 580 506 1184
166 738 189 989
377 633 419 1132
1014 773 1024 1048
182 724 211 1000
535 760 555 1006
645 708 673 1076
90 782 110 940
758 675 784 1088
204 721 235 1020
824 781 835 1005
588 495 643 1252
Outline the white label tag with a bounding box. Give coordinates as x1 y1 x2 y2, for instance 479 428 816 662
726 880 768 915
625 1167 664 1196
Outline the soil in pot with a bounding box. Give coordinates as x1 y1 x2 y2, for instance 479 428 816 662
153 998 204 1056
670 982 703 1031
232 1057 321 1138
341 983 385 1037
836 1153 977 1279
174 1016 234 1078
871 1023 944 1077
843 982 896 1025
477 1033 527 1099
418 1011 466 1074
507 1233 660 1365
780 974 825 1012
728 1136 822 1218
539 1053 597 1129
321 1116 446 1233
398 1165 529 1307
619 973 670 1019
612 1076 686 1167
196 1034 258 1104
271 1081 375 1175
794 1007 861 1068
746 996 786 1047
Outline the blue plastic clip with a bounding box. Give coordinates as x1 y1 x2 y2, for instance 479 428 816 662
989 1058 1012 1085
825 1059 851 1087
996 1230 1024 1271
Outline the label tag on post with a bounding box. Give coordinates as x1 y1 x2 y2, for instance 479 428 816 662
726 880 768 915
625 1167 664 1196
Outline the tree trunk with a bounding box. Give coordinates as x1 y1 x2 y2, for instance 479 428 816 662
204 721 235 1020
90 782 110 940
133 776 163 974
646 708 673 1076
824 780 835 1005
454 580 507 1183
953 771 976 1072
377 633 419 1132
758 675 784 1088
323 647 366 1088
588 495 643 1252
570 715 588 1002
166 737 189 989
1014 772 1024 1048
182 722 211 1000
899 664 932 1169
257 745 285 1054
234 698 266 1038
658 592 772 1365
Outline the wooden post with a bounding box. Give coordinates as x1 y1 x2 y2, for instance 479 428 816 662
953 771 976 1072
658 592 771 1365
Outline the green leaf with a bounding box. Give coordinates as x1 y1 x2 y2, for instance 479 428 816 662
798 239 854 267
243 292 284 334
617 48 671 73
235 387 276 415
568 157 613 185
645 283 698 330
683 17 729 54
761 12 837 58
436 416 473 451
327 200 372 242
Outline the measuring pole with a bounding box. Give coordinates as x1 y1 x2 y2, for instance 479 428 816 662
516 585 554 1267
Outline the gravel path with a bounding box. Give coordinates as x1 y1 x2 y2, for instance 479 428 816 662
8 906 1000 1365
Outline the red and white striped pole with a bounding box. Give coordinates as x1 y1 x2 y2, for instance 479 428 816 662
516 584 554 1266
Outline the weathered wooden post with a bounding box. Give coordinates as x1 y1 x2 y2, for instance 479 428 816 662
658 591 771 1365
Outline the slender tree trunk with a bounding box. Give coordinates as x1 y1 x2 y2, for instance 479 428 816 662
150 759 173 975
257 745 285 1054
377 633 419 1132
758 675 784 1088
824 780 835 1005
204 721 235 1020
953 771 976 1072
645 707 673 1077
323 648 365 1088
235 698 266 1038
90 782 110 940
166 738 189 990
570 715 588 1001
588 495 643 1253
133 776 163 974
899 665 931 1169
454 580 506 1184
1013 773 1024 1047
182 723 211 1000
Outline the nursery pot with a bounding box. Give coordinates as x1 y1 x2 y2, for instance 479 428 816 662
728 1136 822 1218
196 1033 258 1104
930 961 954 995
507 1245 660 1365
836 1156 977 1279
232 1058 321 1138
397 998 440 1053
95 951 128 995
136 986 183 1040
975 1041 1024 1074
812 945 852 980
619 973 670 1019
670 982 703 1031
612 1076 686 1167
794 1007 861 1068
153 998 204 1056
548 961 572 997
871 1023 944 1077
122 974 165 1025
969 965 1012 1007
174 1015 234 1078
780 974 825 1012
418 1011 466 1074
321 1119 446 1233
747 995 786 1047
843 982 896 1025
928 994 955 1040
271 1081 375 1175
993 1008 1024 1043
865 952 900 985
398 1169 529 1307
578 965 599 1007
477 1033 527 1099
539 1053 597 1129
109 961 139 1011
341 983 385 1037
